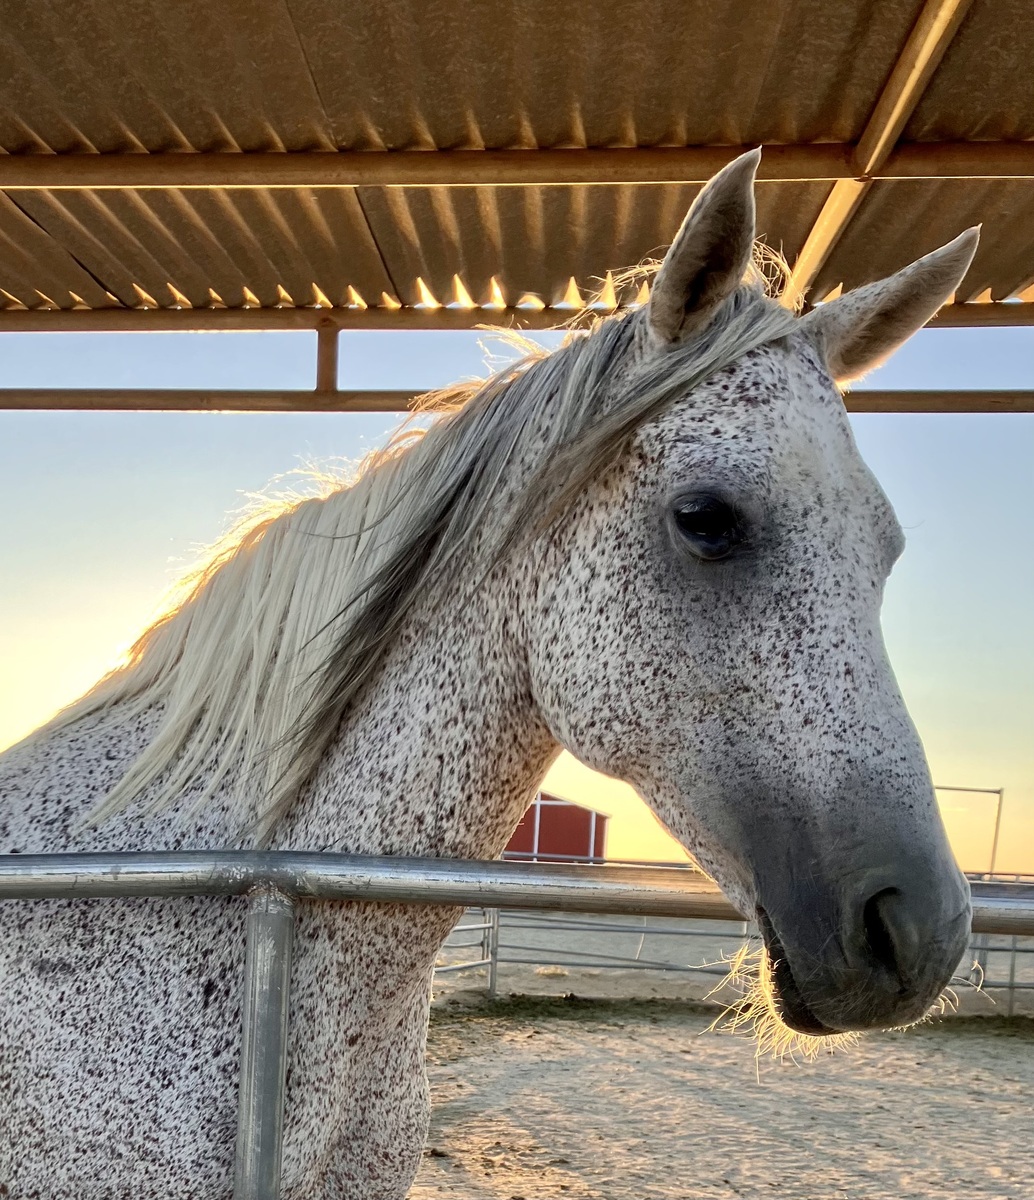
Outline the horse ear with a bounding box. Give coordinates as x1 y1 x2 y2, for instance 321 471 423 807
647 148 760 347
798 228 980 384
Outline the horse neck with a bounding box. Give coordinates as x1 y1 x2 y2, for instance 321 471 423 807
277 559 560 858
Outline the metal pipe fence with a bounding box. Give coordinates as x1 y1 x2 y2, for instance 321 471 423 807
2 850 1033 1199
439 907 1034 1014
490 910 748 980
444 870 1034 1007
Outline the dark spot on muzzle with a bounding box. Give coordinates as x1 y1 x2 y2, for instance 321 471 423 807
756 906 839 1036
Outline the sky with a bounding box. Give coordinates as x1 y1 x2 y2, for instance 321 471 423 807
0 325 1031 874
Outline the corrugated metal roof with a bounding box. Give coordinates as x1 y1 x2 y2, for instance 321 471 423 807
905 0 1034 141
0 0 1031 328
357 181 834 308
0 0 929 154
6 187 395 309
0 180 834 314
286 0 928 150
0 1 333 154
0 192 118 309
811 179 1034 302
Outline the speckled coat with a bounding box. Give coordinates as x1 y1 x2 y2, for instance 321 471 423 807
0 153 977 1198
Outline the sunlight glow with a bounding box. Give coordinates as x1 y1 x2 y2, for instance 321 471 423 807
415 277 441 309
592 272 618 311
516 292 546 310
558 277 584 309
450 275 476 309
709 943 859 1063
166 283 193 308
485 277 507 310
132 284 158 309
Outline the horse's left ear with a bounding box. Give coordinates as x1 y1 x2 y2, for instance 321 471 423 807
647 148 760 347
798 228 980 383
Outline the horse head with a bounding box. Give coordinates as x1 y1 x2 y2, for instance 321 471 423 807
526 150 975 1036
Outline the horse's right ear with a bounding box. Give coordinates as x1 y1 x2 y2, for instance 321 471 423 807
647 148 760 347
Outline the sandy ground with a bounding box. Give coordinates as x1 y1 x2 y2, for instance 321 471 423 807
412 993 1034 1200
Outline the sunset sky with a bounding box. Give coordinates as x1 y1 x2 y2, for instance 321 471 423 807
1 325 1031 874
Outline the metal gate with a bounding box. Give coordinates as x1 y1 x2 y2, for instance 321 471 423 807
2 850 1031 1199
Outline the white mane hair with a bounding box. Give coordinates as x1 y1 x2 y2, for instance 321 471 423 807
37 259 797 841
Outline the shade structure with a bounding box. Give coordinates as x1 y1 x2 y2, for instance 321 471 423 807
1 0 1033 361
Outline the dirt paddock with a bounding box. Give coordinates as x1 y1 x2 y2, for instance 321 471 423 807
413 993 1033 1200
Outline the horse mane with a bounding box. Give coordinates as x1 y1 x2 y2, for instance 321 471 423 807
38 259 797 841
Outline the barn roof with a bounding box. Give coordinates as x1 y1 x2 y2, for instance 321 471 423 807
2 0 1032 412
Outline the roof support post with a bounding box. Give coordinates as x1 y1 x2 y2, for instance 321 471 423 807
316 323 339 393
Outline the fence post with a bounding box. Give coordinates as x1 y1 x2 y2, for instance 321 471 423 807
233 885 297 1200
972 931 989 982
1007 935 1018 1017
487 908 500 998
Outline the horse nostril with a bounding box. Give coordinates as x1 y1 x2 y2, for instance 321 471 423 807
862 887 902 979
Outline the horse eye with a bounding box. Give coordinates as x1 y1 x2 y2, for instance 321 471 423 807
672 495 741 560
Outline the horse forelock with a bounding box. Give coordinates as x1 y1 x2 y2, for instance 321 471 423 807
39 260 799 840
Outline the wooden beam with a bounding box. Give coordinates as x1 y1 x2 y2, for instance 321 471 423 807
0 145 856 191
0 300 1032 335
0 305 572 332
0 389 419 413
785 0 975 304
782 179 868 309
2 388 1031 414
845 390 1034 413
0 142 1029 191
854 0 976 176
880 140 1034 180
928 302 1034 326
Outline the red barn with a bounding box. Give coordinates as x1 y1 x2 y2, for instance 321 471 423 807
504 792 608 863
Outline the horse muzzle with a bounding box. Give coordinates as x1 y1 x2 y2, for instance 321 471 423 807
755 865 972 1035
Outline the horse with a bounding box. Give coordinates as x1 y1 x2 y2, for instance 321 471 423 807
0 149 977 1198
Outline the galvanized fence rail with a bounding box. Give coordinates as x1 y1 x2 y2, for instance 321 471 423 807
474 908 750 984
2 850 1033 1199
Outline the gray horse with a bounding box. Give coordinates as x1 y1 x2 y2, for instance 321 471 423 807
0 150 976 1198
